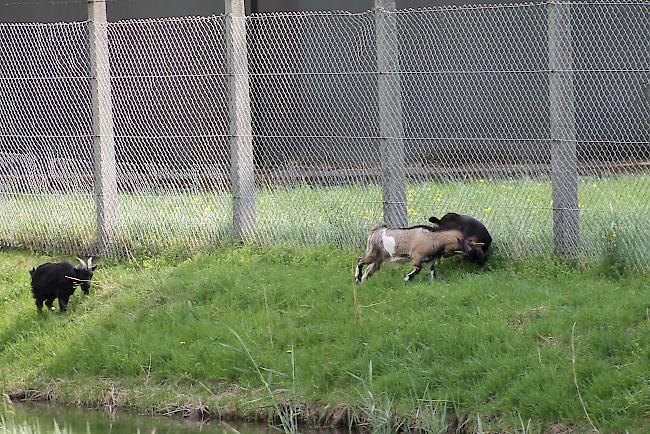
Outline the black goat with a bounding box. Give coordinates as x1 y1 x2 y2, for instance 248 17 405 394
428 213 492 265
29 257 96 313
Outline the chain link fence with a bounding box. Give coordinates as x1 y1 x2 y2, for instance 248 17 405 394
0 2 648 268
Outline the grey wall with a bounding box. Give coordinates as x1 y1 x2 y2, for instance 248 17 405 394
0 0 227 23
242 0 541 13
0 0 543 23
0 2 86 22
1 0 645 183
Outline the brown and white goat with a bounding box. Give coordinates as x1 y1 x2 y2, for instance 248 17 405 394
354 224 470 283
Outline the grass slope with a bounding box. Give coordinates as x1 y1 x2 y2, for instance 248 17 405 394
0 247 648 432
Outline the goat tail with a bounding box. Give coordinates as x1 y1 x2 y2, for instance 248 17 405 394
428 216 440 225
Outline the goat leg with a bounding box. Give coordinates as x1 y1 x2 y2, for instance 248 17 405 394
429 261 437 281
35 298 44 314
354 257 364 283
361 262 379 282
404 266 422 282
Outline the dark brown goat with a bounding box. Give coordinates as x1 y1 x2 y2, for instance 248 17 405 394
428 213 492 265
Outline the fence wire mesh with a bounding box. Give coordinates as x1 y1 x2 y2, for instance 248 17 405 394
0 2 648 268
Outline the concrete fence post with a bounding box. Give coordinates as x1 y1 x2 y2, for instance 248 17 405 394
548 0 579 256
375 0 407 228
88 0 118 255
225 0 255 241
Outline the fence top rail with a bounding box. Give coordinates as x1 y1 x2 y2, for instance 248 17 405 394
0 19 87 27
245 0 649 18
0 0 647 27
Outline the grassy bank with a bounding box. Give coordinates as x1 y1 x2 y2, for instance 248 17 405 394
0 247 648 432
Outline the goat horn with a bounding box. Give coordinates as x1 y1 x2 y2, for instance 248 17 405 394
468 242 485 247
75 257 87 269
87 257 93 268
453 250 465 255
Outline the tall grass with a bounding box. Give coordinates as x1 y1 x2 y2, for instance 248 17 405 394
0 247 648 432
0 176 648 269
0 418 76 434
0 396 250 434
0 398 72 434
0 417 70 434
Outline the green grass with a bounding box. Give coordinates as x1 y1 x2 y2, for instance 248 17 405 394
0 247 648 432
0 176 648 269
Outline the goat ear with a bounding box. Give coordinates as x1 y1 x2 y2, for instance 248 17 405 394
90 265 97 272
457 237 462 243
75 257 87 269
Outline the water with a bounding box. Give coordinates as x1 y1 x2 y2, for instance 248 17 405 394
2 402 343 434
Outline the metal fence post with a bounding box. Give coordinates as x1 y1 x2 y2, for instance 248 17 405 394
225 0 255 241
548 1 579 256
88 0 118 255
375 0 407 228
